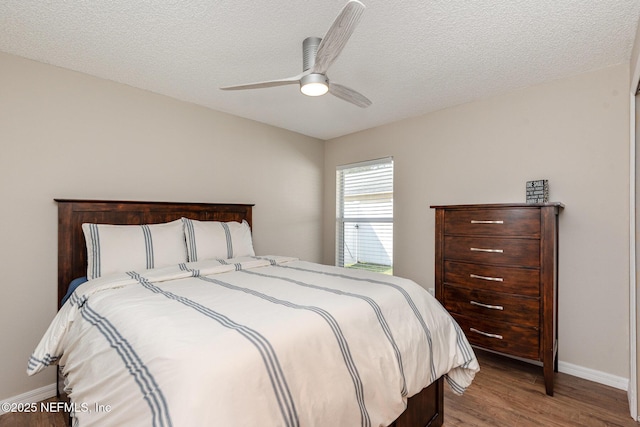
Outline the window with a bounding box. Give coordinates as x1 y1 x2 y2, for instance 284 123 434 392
336 157 393 274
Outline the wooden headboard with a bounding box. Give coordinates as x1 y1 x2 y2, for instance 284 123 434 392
55 199 254 308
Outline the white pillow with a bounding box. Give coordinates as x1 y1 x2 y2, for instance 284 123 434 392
182 218 255 262
82 219 187 280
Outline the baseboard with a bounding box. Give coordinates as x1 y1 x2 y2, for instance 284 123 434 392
0 383 56 416
558 361 629 391
479 347 629 391
628 385 638 421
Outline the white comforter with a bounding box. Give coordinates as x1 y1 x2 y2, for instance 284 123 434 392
29 256 478 427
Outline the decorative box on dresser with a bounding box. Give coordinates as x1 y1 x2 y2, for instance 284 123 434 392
430 203 563 396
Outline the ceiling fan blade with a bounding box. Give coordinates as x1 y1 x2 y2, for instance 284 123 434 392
220 72 307 91
312 0 365 75
329 82 372 108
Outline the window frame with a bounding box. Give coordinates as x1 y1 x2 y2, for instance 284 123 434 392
335 157 394 272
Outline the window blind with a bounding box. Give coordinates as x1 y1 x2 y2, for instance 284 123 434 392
336 157 393 274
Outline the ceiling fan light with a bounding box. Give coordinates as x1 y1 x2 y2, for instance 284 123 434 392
301 82 329 96
300 73 329 97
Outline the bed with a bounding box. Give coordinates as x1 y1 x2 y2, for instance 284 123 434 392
28 199 478 427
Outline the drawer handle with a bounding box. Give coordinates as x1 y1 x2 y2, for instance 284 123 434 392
470 300 504 310
470 247 504 253
470 328 503 340
470 220 504 224
470 273 504 282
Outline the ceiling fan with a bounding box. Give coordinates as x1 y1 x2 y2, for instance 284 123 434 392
220 0 372 108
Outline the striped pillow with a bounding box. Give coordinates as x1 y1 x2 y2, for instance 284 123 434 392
182 218 255 262
82 219 187 280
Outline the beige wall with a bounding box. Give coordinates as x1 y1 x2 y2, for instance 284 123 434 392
324 64 631 380
0 52 324 400
0 48 632 402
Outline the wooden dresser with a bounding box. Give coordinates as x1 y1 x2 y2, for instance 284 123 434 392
431 203 563 396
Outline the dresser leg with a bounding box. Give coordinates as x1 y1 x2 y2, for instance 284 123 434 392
543 362 554 396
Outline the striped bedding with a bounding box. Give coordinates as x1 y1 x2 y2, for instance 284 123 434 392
28 256 478 427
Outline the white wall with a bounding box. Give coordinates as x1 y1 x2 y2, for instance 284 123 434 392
324 64 631 382
0 52 324 401
630 15 640 419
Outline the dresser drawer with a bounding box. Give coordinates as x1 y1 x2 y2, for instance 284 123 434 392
444 208 540 237
444 236 540 267
444 261 539 296
443 285 539 327
453 314 540 360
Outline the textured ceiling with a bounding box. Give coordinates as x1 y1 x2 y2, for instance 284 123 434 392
1 1 639 140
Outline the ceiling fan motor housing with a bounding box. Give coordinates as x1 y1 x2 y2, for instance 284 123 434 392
303 36 322 71
300 36 329 96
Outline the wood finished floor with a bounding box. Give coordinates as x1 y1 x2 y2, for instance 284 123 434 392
0 349 636 426
0 397 66 427
444 349 637 426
